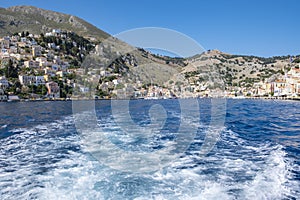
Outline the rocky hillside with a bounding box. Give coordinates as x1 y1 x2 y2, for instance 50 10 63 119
0 6 109 40
180 50 299 88
1 5 299 98
0 6 183 87
82 42 300 98
80 37 184 96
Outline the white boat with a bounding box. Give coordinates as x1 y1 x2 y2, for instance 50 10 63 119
231 96 245 99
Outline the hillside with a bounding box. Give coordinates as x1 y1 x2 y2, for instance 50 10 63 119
0 6 109 41
1 5 299 99
166 49 300 97
0 5 185 99
79 37 184 98
183 50 297 86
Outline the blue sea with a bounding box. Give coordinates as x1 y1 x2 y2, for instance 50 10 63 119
0 99 299 199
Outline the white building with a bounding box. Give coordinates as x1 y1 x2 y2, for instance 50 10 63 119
100 70 109 77
288 66 300 78
52 29 61 34
36 57 47 63
79 86 90 93
19 75 45 86
36 57 49 67
45 32 53 37
48 43 56 49
44 67 56 77
112 79 119 85
32 46 41 57
0 76 9 90
24 60 39 68
10 53 23 60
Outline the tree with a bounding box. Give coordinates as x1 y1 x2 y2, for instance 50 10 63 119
0 68 4 76
35 85 47 96
5 59 19 78
71 46 79 56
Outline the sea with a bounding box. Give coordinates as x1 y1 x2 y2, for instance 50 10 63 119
0 99 299 200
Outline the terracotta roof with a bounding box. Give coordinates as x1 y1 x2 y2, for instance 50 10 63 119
274 80 286 83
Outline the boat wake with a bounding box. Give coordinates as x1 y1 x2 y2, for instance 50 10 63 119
0 113 299 199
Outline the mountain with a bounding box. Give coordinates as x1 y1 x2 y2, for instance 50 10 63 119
0 5 182 84
80 35 184 93
182 50 298 88
1 5 299 98
0 6 109 40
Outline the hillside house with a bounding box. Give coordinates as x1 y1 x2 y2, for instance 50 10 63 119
24 60 39 68
0 77 9 90
19 75 45 86
32 46 41 57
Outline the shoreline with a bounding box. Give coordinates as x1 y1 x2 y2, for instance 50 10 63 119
1 96 300 102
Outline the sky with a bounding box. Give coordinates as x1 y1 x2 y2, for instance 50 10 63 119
1 0 299 57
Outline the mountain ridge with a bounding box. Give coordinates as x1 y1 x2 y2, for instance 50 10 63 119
1 5 298 59
1 5 300 99
0 5 109 40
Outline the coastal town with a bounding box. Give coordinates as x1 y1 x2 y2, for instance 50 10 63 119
0 29 96 101
0 29 300 101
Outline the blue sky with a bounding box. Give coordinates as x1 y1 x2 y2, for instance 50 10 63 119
1 0 299 57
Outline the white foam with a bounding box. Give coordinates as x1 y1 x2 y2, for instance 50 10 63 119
0 124 7 129
0 114 299 199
